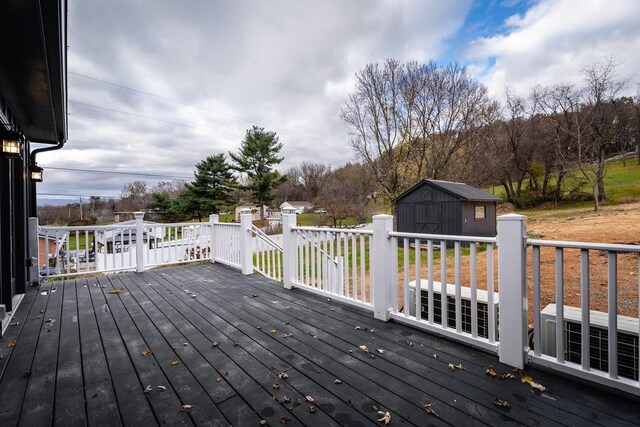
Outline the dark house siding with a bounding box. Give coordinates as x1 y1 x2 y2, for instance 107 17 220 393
394 180 500 242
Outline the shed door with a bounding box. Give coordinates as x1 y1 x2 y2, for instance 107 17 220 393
415 203 441 233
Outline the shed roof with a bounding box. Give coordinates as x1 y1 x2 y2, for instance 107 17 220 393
393 179 501 203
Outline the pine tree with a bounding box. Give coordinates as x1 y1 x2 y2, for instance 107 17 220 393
179 154 237 221
229 126 285 220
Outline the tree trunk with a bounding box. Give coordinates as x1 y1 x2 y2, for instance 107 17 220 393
597 147 607 201
592 185 599 211
554 170 565 206
260 205 265 221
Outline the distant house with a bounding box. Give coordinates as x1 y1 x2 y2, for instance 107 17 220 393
38 233 60 267
280 201 314 214
393 180 501 238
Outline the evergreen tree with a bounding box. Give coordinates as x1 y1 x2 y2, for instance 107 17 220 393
180 154 237 221
229 126 285 220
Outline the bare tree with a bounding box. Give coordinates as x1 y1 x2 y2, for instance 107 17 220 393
342 59 496 199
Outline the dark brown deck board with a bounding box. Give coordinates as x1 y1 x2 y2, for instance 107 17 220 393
0 263 639 427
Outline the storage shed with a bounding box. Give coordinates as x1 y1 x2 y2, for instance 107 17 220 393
393 180 501 238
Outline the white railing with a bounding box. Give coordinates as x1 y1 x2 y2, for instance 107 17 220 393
211 220 242 269
38 207 640 396
251 225 283 282
387 231 498 352
144 222 211 268
527 238 640 394
39 212 212 279
40 223 138 278
290 225 373 310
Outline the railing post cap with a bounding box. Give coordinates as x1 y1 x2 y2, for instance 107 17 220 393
282 207 297 214
134 211 145 219
240 208 252 214
372 214 393 220
497 213 526 222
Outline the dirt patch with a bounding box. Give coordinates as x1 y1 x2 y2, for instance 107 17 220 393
395 202 640 320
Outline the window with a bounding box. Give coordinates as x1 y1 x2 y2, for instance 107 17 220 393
474 205 486 220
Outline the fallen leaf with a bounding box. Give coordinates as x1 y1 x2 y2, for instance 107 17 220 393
260 420 267 426
376 348 384 354
279 396 291 404
280 416 290 424
377 411 392 425
10 321 20 326
305 395 315 403
144 385 152 393
7 341 17 348
424 403 439 417
171 360 180 365
282 333 293 338
309 405 316 413
372 404 379 411
141 348 152 356
355 326 362 330
521 375 533 384
270 329 278 334
347 399 353 407
216 377 222 383
486 366 498 377
272 383 280 389
252 294 259 297
272 301 279 304
182 342 189 346
448 363 465 371
493 398 511 408
530 381 546 392
405 340 414 346
212 341 219 347
432 354 438 360
158 385 167 392
499 373 516 380
334 379 342 384
278 372 289 380
257 326 262 329
181 404 192 412
358 345 369 353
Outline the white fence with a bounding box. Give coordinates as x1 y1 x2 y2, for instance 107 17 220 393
39 212 213 278
39 208 640 395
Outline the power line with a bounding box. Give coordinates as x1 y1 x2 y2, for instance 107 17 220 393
42 166 192 180
38 192 122 199
69 100 348 157
70 100 244 139
69 71 337 142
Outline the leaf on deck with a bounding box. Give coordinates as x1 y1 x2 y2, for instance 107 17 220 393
171 360 180 365
141 348 152 356
180 404 192 412
377 411 392 425
486 366 498 377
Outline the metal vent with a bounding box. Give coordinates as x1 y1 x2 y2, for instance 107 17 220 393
420 292 493 339
565 321 638 381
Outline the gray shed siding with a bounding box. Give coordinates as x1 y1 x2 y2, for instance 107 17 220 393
394 181 498 239
460 201 497 237
395 183 463 236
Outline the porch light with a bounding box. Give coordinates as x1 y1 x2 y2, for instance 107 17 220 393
31 165 43 182
1 130 23 159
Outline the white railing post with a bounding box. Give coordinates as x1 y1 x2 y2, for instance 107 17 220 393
497 213 528 368
372 214 394 321
209 213 219 264
134 211 145 273
281 208 297 289
239 208 253 275
28 217 39 286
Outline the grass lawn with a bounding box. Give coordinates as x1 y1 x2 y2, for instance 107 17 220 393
487 158 640 208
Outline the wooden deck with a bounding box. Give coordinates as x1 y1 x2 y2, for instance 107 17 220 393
0 264 639 426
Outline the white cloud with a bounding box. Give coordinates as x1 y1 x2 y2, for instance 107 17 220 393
465 0 640 97
39 0 472 202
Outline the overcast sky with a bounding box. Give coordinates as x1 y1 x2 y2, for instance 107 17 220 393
36 0 640 204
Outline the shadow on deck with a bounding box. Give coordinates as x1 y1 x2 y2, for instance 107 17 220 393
0 263 638 426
